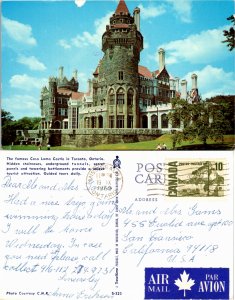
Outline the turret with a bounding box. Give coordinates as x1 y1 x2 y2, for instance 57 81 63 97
73 69 78 80
158 48 165 72
181 80 187 100
101 0 143 86
49 77 57 95
175 77 180 92
191 73 198 89
58 66 64 80
87 79 93 94
133 7 140 31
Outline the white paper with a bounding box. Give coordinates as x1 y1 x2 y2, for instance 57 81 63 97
0 150 233 299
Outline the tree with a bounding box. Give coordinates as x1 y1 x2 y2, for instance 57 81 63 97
168 98 231 147
206 95 235 134
1 109 14 127
15 117 41 130
1 109 16 145
222 15 235 51
1 110 41 145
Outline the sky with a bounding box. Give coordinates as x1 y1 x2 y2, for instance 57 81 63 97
1 0 234 120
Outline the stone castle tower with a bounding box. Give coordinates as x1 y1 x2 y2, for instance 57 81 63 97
40 0 200 136
92 0 144 128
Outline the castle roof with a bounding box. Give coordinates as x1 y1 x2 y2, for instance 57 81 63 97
153 70 160 77
115 0 130 15
71 91 84 100
56 89 84 100
138 65 153 79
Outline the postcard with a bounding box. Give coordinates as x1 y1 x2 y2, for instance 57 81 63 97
0 0 234 299
0 150 234 299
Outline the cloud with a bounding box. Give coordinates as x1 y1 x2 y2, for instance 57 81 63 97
2 94 40 119
10 74 48 91
138 4 166 20
159 26 229 65
17 55 46 71
184 65 235 99
58 39 72 49
71 35 89 48
59 11 112 49
2 16 37 46
75 0 86 7
166 0 192 23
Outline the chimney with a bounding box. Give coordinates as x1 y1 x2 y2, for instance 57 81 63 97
73 69 78 80
181 80 187 100
175 77 180 92
87 79 93 93
133 7 140 31
59 66 64 80
158 48 165 72
191 73 198 89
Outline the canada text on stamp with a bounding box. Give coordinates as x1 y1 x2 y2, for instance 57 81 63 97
146 159 228 197
86 164 123 200
166 159 227 197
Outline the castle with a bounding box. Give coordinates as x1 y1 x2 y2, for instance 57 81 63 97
40 0 199 134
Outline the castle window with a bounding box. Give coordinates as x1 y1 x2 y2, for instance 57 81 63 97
118 71 124 80
109 116 114 128
117 89 124 104
117 115 124 128
109 89 115 105
151 115 158 128
63 98 68 105
161 114 168 128
58 98 62 104
127 115 133 128
58 108 67 116
64 121 68 129
127 89 134 106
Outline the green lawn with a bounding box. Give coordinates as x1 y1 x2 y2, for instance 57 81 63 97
2 134 235 151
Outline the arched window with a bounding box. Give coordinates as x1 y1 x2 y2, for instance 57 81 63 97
98 115 103 128
54 120 61 129
91 116 96 128
151 114 158 128
161 114 168 128
127 89 134 106
109 89 115 105
117 88 124 105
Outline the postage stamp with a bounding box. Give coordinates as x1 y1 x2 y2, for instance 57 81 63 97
86 163 123 200
147 159 228 197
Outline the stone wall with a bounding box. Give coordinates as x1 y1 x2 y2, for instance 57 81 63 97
33 128 162 147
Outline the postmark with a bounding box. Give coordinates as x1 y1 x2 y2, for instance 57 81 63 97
146 159 228 197
86 164 123 200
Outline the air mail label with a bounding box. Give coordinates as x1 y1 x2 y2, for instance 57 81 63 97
145 268 229 299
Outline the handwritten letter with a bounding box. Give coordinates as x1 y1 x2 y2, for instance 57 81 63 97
0 151 233 299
